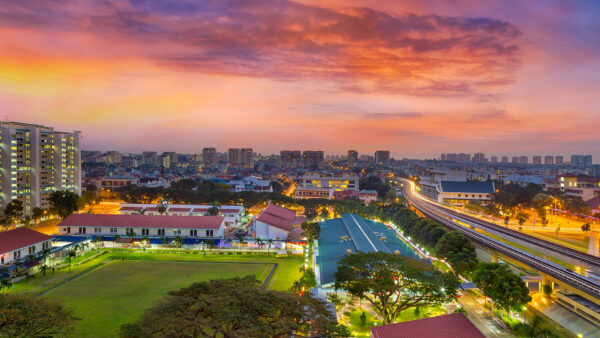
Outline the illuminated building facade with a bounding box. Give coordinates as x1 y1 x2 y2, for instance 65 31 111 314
0 121 81 214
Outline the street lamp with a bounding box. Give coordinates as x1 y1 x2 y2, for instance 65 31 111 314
522 306 527 324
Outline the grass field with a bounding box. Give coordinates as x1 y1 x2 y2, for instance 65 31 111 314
42 259 272 337
7 250 302 337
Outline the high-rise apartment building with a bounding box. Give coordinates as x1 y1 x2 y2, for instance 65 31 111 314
555 156 564 165
511 156 519 164
446 153 458 162
348 150 358 164
440 153 446 161
501 156 509 163
472 153 485 163
490 156 498 163
519 156 528 165
228 148 241 167
302 151 324 170
571 155 593 167
532 156 542 165
457 153 471 163
240 148 254 169
544 156 554 166
374 150 390 166
280 150 302 168
0 121 81 214
202 148 218 168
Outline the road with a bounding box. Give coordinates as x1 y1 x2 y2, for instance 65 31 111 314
402 179 600 300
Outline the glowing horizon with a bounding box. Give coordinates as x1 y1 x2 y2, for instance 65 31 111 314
1 0 599 160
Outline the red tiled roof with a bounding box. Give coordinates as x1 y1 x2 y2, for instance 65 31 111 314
256 204 296 232
120 206 143 211
168 207 191 212
370 313 485 338
191 207 241 213
59 214 225 230
0 228 53 254
588 195 600 209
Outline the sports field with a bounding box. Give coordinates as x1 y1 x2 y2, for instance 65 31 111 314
9 251 301 337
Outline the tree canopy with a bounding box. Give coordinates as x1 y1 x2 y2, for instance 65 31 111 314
120 276 348 337
473 263 531 315
49 190 80 218
301 221 321 241
334 252 459 324
434 231 478 277
0 294 76 337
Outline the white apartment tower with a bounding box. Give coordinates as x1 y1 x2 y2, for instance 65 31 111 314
0 121 81 214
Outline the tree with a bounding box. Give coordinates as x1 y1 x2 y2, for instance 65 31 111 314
31 207 45 224
582 223 592 236
434 231 478 277
67 250 76 272
93 236 103 252
2 199 24 227
120 276 348 337
516 211 530 227
156 204 167 215
319 208 329 220
0 293 76 336
304 206 318 221
173 236 183 248
334 252 459 324
207 200 220 216
473 263 531 317
301 221 321 241
114 235 121 248
543 284 553 297
266 238 274 255
49 191 80 219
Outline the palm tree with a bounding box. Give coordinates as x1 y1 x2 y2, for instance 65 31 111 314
0 278 12 293
160 236 167 248
291 280 303 294
266 239 274 256
38 248 52 272
141 236 150 249
207 200 220 216
93 236 103 252
67 250 76 272
157 204 167 215
255 237 264 251
14 260 25 276
114 234 121 248
174 236 183 248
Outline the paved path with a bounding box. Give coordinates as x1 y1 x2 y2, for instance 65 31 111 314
458 291 514 338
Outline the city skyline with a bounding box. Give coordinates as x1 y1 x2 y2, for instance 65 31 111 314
1 1 599 158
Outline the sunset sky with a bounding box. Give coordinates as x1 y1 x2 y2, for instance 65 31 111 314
1 0 599 159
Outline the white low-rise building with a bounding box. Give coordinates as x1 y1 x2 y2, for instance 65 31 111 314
119 203 244 227
0 228 53 266
254 204 304 240
58 214 225 239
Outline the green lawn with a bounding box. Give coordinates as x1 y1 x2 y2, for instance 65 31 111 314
42 259 273 337
7 250 302 337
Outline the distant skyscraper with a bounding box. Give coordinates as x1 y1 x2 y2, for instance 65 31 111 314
347 150 358 164
458 153 471 163
302 151 324 170
501 156 509 163
511 156 519 164
280 150 302 168
374 150 390 166
0 121 81 214
472 153 485 163
142 151 159 166
202 147 218 168
490 156 498 163
440 153 446 161
519 156 528 165
570 155 591 167
228 148 241 167
240 148 254 169
447 153 458 162
544 156 554 166
532 156 541 165
555 156 564 165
